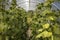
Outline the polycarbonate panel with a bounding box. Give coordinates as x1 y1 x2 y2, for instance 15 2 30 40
29 3 37 10
17 1 29 11
52 2 60 10
18 4 29 10
16 0 45 11
37 0 45 3
5 0 12 10
17 1 29 5
51 5 58 11
8 0 12 3
30 0 37 3
16 0 29 4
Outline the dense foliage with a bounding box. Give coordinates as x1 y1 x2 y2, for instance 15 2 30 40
0 0 60 40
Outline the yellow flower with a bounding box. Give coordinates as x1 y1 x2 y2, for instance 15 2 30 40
43 9 52 14
36 33 42 38
42 31 48 38
48 32 52 37
36 31 52 38
27 17 32 23
38 29 43 32
42 31 52 38
42 23 50 29
49 16 54 20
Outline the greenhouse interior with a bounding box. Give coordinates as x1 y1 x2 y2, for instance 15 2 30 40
0 0 60 40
